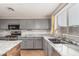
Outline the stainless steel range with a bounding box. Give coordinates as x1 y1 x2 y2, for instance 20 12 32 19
5 31 21 41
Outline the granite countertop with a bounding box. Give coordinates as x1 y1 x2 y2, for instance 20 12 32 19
43 36 79 56
0 40 22 56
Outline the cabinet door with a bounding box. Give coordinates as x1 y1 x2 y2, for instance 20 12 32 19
43 39 48 56
26 39 34 49
47 43 53 56
47 43 61 56
21 39 33 49
67 47 79 56
34 39 43 49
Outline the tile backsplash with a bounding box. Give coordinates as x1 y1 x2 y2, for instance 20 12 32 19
63 34 79 43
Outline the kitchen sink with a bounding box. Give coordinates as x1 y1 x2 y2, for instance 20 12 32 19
48 38 69 44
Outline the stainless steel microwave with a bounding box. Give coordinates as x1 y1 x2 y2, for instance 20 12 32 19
8 24 20 30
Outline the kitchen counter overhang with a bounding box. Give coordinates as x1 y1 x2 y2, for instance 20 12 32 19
0 40 22 56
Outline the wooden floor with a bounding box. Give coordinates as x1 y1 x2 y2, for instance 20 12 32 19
20 50 45 56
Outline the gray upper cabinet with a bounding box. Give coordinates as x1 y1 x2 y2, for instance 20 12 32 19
0 19 50 30
34 19 50 30
0 19 20 29
19 19 35 29
0 20 8 29
19 19 25 29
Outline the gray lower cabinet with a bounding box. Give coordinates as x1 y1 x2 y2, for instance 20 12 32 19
52 48 60 56
47 43 60 56
43 39 48 56
34 38 43 49
47 43 53 56
21 39 33 49
20 37 43 49
43 39 60 56
25 39 34 49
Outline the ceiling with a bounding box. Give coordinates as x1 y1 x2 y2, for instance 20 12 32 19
0 3 59 19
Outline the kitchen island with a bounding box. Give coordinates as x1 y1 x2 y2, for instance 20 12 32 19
0 40 22 56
